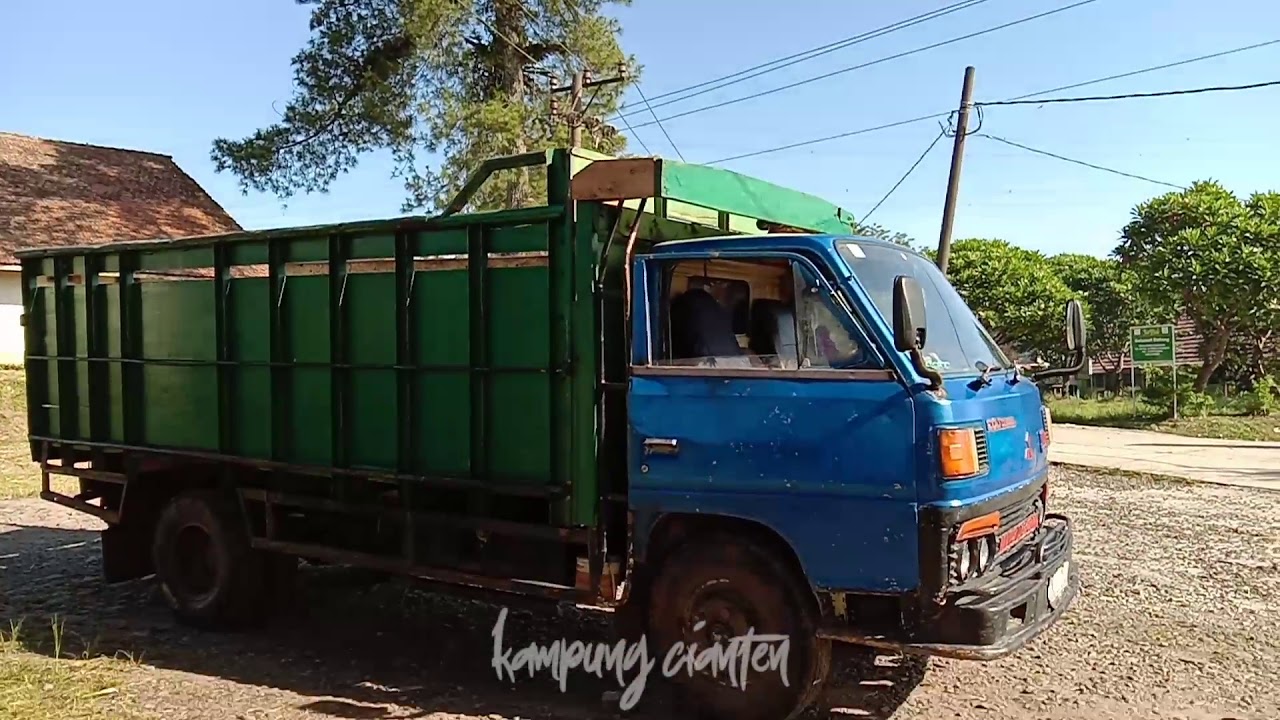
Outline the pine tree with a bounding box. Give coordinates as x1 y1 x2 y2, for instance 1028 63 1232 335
212 0 634 213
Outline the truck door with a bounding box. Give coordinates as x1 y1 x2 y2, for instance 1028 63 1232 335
627 251 920 593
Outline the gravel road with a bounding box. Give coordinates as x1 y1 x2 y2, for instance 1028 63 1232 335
1 466 1277 720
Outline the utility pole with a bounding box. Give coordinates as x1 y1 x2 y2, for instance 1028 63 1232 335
569 70 585 148
935 65 975 277
551 64 629 149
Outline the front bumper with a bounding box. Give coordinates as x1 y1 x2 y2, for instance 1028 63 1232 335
819 513 1078 660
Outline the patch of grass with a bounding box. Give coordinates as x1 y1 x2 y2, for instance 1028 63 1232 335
1146 414 1280 442
1048 395 1280 441
0 620 140 720
0 366 38 500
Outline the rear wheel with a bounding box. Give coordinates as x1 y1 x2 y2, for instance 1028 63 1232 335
151 490 292 629
648 534 831 720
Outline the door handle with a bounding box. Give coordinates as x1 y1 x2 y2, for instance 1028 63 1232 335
643 438 680 456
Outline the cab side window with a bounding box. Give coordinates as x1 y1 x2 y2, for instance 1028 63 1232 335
655 257 878 371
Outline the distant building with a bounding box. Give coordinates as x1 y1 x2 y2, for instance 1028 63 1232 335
0 131 240 363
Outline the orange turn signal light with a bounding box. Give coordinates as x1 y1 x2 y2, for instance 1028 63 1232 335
956 511 1001 541
939 428 980 479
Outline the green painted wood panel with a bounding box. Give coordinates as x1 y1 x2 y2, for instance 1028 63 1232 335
350 233 396 260
487 264 551 484
41 286 60 438
285 275 332 466
229 278 273 459
412 265 470 476
73 284 91 439
142 365 219 449
103 285 125 443
137 280 218 449
346 272 397 468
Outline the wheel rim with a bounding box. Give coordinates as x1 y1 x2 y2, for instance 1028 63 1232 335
679 580 767 686
173 523 218 600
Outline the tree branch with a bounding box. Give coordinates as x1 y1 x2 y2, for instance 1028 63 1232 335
276 33 416 153
523 41 568 60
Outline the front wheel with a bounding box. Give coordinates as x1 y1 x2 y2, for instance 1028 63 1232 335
647 534 831 720
151 490 293 629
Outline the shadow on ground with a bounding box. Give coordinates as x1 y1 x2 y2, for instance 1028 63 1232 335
0 521 926 719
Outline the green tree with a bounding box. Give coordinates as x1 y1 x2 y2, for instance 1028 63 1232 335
1048 253 1153 382
211 0 633 213
944 238 1077 362
1116 181 1280 391
1238 193 1280 385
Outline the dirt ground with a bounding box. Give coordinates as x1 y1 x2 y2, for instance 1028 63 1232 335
1 465 1277 720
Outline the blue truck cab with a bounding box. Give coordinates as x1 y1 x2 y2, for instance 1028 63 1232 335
623 232 1083 719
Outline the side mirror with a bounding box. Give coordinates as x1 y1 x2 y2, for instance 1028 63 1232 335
892 275 927 352
1064 299 1086 353
1034 298 1089 383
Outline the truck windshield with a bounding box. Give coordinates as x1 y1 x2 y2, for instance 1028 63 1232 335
835 240 1009 375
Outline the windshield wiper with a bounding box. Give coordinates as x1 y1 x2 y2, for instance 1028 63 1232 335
1007 363 1022 385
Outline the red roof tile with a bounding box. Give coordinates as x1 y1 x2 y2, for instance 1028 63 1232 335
0 132 241 265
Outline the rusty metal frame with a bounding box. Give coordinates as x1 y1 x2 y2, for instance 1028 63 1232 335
249 537 599 604
31 437 569 499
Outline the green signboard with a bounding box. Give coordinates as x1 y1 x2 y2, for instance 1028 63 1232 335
1130 324 1176 366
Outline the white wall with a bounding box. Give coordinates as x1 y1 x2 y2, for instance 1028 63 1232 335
0 270 24 365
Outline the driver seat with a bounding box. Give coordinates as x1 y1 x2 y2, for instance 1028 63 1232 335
749 298 799 368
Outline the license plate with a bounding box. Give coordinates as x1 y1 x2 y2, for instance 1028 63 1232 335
1047 561 1070 609
997 511 1041 553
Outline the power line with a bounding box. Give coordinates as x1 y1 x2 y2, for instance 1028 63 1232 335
628 0 1100 131
862 129 948 223
706 111 952 165
975 133 1184 188
613 0 993 118
615 0 989 113
707 39 1280 165
979 79 1280 106
631 84 685 161
1004 38 1280 101
614 111 653 156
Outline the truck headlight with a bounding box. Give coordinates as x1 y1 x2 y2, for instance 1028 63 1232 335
974 536 993 573
954 546 972 581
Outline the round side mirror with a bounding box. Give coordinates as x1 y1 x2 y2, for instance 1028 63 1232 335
1064 299 1086 353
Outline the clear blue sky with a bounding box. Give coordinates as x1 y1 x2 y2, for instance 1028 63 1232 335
4 0 1278 258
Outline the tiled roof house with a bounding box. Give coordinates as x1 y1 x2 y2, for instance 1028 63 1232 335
0 131 242 362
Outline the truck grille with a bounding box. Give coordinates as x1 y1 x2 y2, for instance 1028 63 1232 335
994 489 1043 558
948 483 1045 585
974 427 991 473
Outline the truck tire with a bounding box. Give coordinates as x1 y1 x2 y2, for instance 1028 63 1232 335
151 490 282 629
648 533 831 720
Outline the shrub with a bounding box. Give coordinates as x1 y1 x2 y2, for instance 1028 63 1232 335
1178 391 1217 418
1242 375 1280 416
1140 366 1204 416
1139 367 1229 417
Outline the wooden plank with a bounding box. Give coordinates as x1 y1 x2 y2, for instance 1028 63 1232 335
570 158 660 201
